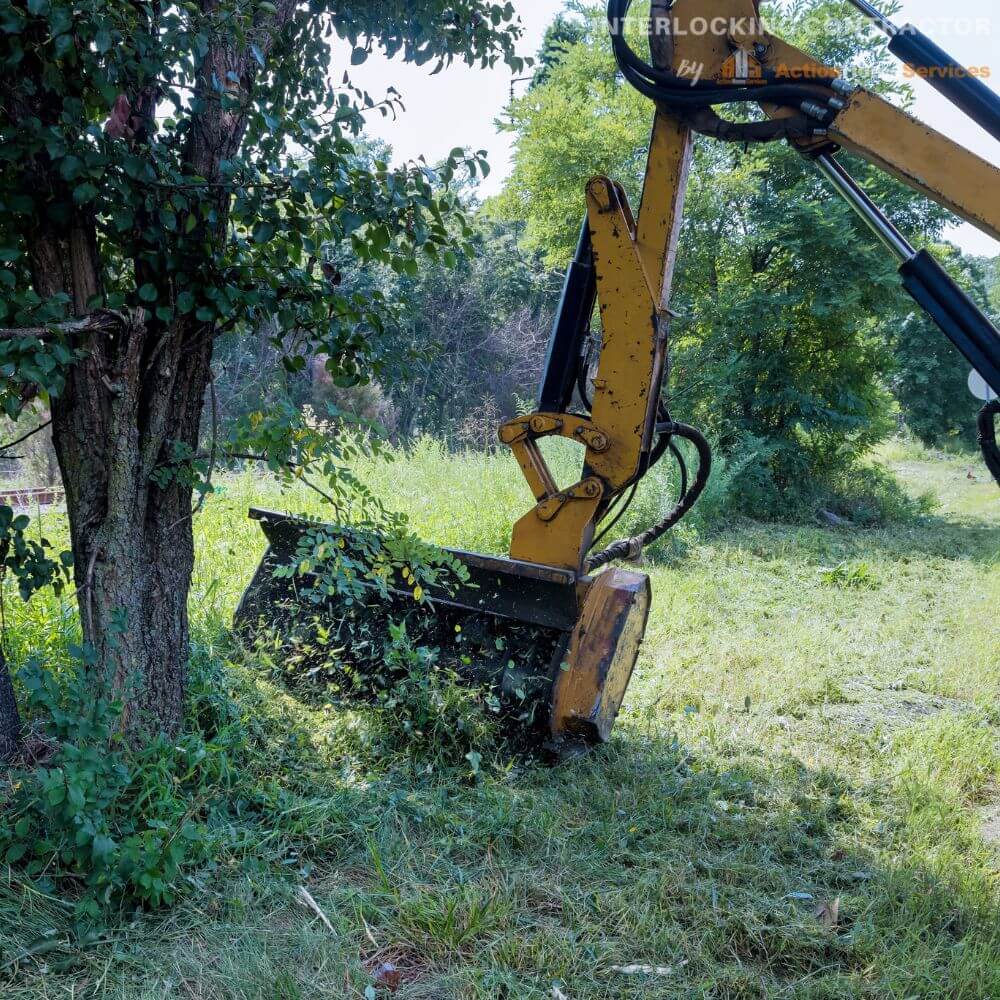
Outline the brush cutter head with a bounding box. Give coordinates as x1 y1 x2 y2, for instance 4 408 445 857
235 509 651 748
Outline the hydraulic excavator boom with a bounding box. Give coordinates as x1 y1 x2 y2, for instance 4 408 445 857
239 0 1000 753
503 0 1000 575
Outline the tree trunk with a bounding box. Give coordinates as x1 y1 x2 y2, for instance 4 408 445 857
50 314 212 739
12 2 297 742
23 209 212 741
0 644 21 763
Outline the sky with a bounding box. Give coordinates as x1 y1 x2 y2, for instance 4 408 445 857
336 0 998 256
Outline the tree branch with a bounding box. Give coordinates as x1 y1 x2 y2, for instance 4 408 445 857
0 312 121 342
0 419 52 457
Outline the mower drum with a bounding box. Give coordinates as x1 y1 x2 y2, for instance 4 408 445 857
235 509 651 747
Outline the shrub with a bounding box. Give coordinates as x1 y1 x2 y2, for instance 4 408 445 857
0 651 244 925
369 621 501 773
699 432 933 527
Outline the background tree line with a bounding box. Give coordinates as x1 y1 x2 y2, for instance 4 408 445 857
3 0 996 508
207 0 997 519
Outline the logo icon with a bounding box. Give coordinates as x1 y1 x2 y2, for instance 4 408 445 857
719 49 764 85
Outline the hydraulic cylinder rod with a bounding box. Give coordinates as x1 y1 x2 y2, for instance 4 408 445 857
816 153 1000 396
815 154 914 261
844 0 1000 141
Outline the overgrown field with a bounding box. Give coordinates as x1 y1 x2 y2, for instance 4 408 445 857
3 440 1000 998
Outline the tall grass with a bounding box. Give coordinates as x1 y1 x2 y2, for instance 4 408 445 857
1 438 999 998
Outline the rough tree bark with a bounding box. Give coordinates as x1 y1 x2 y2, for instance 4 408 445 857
27 208 214 737
0 644 21 762
11 2 300 740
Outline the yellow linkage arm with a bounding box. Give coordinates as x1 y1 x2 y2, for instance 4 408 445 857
760 34 1000 242
828 92 999 241
502 112 693 573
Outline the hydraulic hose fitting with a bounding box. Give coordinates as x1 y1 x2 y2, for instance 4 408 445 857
801 101 831 121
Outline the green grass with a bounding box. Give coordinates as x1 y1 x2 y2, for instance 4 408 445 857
2 440 1000 998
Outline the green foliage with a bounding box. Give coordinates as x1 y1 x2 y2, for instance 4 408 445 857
372 216 558 439
0 504 71 601
489 5 650 268
1 651 241 924
531 8 588 90
368 622 501 771
0 0 526 336
818 560 880 590
3 455 1000 995
0 0 527 529
0 336 80 419
283 519 468 609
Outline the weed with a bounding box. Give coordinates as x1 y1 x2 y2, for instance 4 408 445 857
818 560 880 589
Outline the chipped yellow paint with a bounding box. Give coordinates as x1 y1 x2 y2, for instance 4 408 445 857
549 569 652 742
829 91 1000 241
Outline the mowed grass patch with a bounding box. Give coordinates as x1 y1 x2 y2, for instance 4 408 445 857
2 441 999 998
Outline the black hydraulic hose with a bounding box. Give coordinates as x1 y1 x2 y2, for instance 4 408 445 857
607 0 834 95
591 482 640 549
589 407 685 549
587 422 712 572
978 400 1000 488
617 60 834 114
669 440 689 500
607 0 839 141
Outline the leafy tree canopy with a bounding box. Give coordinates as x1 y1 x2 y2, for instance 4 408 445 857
0 0 526 737
0 0 527 412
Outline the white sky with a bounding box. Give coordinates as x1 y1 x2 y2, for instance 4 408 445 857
339 0 998 256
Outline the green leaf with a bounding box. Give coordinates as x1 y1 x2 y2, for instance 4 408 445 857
176 291 195 314
58 156 83 181
5 843 27 864
351 47 369 66
341 211 363 234
73 183 99 206
253 222 275 244
138 284 158 303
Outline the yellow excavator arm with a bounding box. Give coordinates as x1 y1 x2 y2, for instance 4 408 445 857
240 1 1000 755
502 0 1000 581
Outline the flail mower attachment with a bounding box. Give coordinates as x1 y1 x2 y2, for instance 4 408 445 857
235 110 716 750
236 509 652 748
